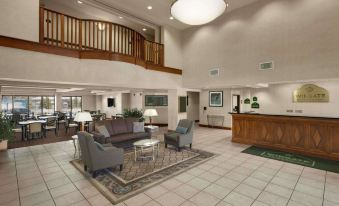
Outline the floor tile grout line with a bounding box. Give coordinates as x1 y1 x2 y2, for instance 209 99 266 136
30 146 57 206
285 166 305 206
249 159 284 206
14 150 22 206
322 171 327 206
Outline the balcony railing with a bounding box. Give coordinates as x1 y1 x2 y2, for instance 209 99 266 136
39 8 164 66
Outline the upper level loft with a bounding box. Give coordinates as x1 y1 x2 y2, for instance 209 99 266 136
0 4 182 75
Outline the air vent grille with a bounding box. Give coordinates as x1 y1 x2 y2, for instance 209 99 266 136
260 62 273 70
209 68 220 76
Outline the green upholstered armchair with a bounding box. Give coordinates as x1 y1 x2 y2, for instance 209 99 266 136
77 131 124 178
164 119 194 151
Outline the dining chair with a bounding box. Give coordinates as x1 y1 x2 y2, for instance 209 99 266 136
27 122 43 140
57 112 67 130
66 119 78 134
43 117 57 137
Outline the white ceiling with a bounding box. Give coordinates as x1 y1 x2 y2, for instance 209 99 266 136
91 0 260 30
44 0 260 31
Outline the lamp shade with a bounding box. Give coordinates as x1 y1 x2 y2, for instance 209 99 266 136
171 0 226 25
74 112 93 122
143 109 158 117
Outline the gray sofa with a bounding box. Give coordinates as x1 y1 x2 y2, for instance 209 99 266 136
91 118 151 145
77 131 124 178
164 119 194 151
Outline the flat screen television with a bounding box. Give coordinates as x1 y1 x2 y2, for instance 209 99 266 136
107 98 115 107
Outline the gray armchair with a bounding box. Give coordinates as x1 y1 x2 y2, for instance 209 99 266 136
77 131 124 178
164 119 194 151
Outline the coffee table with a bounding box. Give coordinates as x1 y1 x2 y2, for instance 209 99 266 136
134 139 160 161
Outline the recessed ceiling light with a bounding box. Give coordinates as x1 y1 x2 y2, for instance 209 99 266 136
119 16 123 19
142 28 147 31
169 16 174 20
147 5 153 10
77 0 83 4
226 2 229 8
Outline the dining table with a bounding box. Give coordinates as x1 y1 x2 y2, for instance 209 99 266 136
18 120 46 141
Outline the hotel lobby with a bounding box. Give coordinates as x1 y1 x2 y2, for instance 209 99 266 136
1 0 339 206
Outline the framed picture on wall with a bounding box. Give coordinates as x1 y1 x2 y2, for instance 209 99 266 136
209 91 223 107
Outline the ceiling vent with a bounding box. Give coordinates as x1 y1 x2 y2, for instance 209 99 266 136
209 68 220 77
260 61 274 70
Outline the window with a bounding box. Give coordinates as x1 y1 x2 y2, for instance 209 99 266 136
13 96 28 114
72 96 82 115
29 96 42 115
1 96 12 113
61 96 82 117
1 95 55 115
42 96 55 115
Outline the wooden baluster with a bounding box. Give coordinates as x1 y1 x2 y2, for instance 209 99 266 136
71 18 74 49
39 7 44 44
51 13 54 45
117 26 120 53
60 14 64 47
113 24 116 52
66 17 69 48
55 13 59 46
101 23 103 50
109 23 112 52
78 20 81 50
84 21 87 49
92 21 95 49
46 11 50 44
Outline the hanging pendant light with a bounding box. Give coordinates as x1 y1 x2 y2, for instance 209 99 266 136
171 0 227 25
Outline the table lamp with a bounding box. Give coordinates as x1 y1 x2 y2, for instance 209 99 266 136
74 112 93 131
143 109 158 127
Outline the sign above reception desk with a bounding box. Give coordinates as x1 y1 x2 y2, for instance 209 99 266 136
293 84 329 103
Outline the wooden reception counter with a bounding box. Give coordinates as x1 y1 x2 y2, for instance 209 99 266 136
231 113 339 160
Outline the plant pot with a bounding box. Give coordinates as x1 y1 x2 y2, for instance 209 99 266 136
0 140 8 151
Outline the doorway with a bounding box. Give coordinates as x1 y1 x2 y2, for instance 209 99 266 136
232 94 240 113
187 92 200 122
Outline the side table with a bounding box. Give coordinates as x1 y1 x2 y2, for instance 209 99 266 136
144 125 159 138
72 135 81 159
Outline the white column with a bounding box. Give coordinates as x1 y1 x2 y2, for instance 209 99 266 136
167 89 187 130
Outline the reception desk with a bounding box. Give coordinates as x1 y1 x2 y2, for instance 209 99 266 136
231 113 339 160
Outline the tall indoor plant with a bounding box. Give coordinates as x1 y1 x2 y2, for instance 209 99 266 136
0 112 14 150
122 108 145 122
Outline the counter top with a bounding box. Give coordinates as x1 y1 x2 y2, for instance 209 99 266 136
229 112 339 120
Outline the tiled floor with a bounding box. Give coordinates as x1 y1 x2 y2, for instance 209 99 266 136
1 126 339 206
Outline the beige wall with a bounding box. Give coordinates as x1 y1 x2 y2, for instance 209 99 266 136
99 93 122 118
246 81 339 118
0 47 182 90
0 0 39 42
199 89 232 128
162 26 184 69
183 0 339 88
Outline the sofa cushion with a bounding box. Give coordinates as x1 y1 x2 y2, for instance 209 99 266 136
108 132 150 143
133 122 145 133
95 120 114 136
112 118 128 134
125 118 138 133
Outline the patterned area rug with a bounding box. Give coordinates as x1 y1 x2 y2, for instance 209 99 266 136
71 143 215 204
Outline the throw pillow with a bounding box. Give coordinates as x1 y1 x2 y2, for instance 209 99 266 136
176 126 188 134
133 122 145 133
94 142 104 151
97 125 110 138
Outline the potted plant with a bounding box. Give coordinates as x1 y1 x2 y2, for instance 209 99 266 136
0 112 14 150
122 108 145 122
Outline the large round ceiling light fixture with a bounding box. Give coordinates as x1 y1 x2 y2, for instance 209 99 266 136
171 0 226 25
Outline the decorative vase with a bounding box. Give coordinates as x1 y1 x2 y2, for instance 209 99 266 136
0 140 8 151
